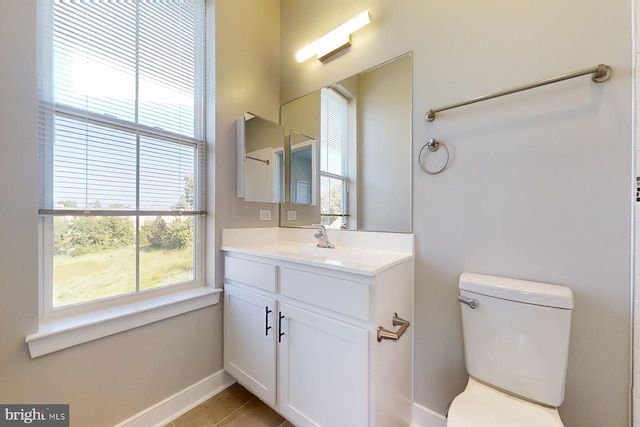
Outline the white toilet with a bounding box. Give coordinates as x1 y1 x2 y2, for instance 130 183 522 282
447 272 574 427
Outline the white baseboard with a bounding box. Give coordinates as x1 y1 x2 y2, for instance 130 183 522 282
411 402 447 427
115 369 236 427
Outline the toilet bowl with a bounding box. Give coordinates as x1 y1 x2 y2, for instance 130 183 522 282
447 378 564 427
447 273 573 427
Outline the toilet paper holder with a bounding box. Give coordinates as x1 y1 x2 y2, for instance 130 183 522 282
377 313 410 342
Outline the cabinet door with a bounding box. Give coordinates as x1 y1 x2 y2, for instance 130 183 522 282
278 303 369 427
224 283 277 406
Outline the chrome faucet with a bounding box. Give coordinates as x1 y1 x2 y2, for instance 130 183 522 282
313 224 334 248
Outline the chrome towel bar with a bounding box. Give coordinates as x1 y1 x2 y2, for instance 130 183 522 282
245 155 270 165
377 313 410 342
425 64 612 122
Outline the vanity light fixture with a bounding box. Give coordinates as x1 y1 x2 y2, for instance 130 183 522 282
295 10 372 63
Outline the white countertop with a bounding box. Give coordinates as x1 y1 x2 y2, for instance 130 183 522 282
221 227 414 276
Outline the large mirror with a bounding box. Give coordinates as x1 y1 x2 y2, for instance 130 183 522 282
280 52 412 232
236 112 286 203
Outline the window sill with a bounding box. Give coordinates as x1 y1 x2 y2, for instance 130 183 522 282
25 286 222 358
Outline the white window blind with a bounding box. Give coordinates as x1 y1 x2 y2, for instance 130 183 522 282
37 0 206 310
39 0 205 215
320 87 347 176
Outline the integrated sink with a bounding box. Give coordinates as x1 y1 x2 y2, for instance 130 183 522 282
276 243 366 265
277 243 334 261
296 243 332 256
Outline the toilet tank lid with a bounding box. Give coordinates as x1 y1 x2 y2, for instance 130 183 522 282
459 273 573 309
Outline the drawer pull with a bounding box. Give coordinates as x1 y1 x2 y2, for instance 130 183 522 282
265 306 272 336
377 313 410 343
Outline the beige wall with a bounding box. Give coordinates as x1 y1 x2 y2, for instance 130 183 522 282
280 1 632 427
0 0 280 426
212 0 281 252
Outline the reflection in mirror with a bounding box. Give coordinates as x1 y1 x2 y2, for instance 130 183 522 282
236 112 285 203
280 52 412 232
289 131 318 205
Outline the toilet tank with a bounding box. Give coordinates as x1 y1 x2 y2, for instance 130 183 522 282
458 273 573 407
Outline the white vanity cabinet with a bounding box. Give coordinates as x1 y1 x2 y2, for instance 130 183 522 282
222 236 414 427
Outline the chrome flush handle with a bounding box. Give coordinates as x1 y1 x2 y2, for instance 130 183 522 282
457 296 479 309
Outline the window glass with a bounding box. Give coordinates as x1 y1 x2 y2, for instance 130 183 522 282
39 0 206 310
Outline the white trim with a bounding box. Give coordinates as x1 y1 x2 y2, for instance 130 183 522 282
26 286 221 358
114 370 236 427
236 116 246 198
411 402 447 427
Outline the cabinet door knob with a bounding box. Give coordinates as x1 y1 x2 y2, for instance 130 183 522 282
278 312 285 343
265 306 272 336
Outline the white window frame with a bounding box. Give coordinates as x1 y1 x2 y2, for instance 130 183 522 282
27 0 220 358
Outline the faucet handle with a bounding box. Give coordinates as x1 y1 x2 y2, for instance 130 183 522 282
312 224 334 248
312 223 326 233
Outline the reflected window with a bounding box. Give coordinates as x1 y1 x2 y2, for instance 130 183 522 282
320 88 349 228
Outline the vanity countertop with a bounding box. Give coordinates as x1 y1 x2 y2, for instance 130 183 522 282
221 227 414 276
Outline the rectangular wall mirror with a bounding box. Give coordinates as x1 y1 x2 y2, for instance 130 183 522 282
236 112 286 203
280 52 412 232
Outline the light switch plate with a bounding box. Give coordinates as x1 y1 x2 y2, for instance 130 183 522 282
259 209 271 221
287 210 297 221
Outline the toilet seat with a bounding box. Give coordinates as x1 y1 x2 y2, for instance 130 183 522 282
447 378 564 427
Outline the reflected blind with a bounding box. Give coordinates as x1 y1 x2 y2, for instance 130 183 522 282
38 0 206 215
320 88 347 176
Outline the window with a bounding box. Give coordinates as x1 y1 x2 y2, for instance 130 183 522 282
320 87 349 228
37 0 206 312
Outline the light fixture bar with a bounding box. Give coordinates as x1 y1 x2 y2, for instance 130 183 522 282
295 10 372 63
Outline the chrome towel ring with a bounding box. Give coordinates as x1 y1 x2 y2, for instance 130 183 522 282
419 138 449 175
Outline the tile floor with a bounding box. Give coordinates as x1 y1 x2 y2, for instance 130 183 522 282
165 383 295 427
